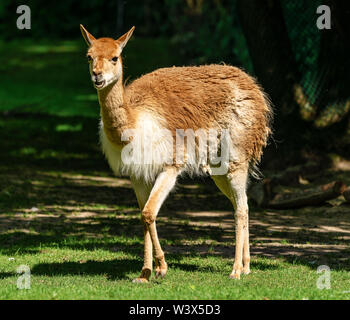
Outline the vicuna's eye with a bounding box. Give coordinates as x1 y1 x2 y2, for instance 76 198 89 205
87 55 92 62
112 56 118 63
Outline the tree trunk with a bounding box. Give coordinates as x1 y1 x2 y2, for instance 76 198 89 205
237 0 299 114
236 0 307 156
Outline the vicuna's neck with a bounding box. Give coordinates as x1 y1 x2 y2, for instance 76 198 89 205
98 75 124 109
98 76 129 145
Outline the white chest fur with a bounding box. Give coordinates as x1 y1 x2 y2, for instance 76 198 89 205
99 112 238 183
99 114 174 184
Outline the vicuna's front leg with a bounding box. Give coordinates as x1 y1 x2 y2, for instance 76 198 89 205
139 167 179 282
131 177 153 283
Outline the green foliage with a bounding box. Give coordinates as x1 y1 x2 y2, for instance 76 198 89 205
165 0 243 66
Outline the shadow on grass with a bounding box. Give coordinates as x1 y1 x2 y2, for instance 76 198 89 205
31 259 142 280
29 255 282 280
0 258 141 281
0 252 282 282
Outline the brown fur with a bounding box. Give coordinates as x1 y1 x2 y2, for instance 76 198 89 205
124 65 272 165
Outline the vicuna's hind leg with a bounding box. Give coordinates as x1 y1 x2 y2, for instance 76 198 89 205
131 177 153 283
212 165 250 279
142 166 179 280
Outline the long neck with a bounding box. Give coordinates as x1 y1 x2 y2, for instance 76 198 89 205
98 76 129 144
98 76 124 113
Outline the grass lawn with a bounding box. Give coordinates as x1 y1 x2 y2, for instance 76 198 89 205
1 39 350 300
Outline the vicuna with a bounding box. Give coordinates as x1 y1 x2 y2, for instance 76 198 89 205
80 25 272 282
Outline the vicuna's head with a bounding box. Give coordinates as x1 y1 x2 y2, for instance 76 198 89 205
80 25 135 90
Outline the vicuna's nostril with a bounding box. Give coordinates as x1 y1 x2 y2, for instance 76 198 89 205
93 71 102 78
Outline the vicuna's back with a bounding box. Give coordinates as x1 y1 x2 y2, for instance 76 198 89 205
125 64 272 165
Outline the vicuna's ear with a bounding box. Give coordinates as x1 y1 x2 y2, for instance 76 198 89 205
116 26 135 51
80 24 96 46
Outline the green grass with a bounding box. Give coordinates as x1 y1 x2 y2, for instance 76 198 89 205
1 243 349 300
0 37 180 117
1 39 350 300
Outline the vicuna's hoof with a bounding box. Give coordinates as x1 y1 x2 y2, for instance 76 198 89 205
133 268 151 283
229 273 240 280
243 267 251 275
155 261 168 279
230 263 243 280
132 278 149 284
229 269 242 280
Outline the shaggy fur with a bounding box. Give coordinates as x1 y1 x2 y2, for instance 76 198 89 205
80 24 273 282
99 65 272 182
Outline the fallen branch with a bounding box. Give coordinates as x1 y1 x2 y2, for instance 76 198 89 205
267 181 346 210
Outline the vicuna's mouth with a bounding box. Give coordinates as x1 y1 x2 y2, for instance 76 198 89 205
94 80 106 89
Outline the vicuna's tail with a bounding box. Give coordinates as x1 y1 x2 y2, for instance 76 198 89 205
249 89 274 180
